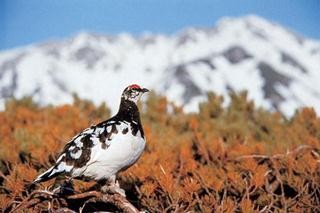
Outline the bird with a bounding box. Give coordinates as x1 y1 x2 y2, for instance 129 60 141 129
33 84 149 196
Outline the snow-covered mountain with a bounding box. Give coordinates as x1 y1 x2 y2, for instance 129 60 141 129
1 15 320 116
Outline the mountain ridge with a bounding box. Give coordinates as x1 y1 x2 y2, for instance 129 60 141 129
0 15 320 116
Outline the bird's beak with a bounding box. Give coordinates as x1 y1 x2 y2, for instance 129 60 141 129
141 88 149 93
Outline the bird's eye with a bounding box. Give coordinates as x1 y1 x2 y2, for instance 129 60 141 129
131 90 137 96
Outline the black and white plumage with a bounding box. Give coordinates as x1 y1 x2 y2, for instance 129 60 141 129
33 84 149 188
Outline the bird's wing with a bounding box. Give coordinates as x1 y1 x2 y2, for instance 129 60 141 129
33 118 124 183
55 118 123 171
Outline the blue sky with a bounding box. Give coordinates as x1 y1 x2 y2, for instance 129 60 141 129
1 0 319 50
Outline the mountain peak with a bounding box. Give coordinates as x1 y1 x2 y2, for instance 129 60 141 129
0 15 319 116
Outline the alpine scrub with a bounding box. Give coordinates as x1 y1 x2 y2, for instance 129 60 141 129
0 92 319 212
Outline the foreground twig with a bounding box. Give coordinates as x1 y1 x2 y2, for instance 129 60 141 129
235 145 318 161
10 189 56 212
8 189 139 213
67 190 139 213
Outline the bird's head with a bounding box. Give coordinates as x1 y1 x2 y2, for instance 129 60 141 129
122 84 149 104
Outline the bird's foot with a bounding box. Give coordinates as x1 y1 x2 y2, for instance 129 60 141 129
101 184 126 197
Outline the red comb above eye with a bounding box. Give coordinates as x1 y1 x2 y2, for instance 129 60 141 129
128 84 141 89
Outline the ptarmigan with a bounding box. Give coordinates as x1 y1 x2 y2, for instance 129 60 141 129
33 84 149 196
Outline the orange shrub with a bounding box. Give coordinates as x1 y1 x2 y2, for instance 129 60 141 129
0 92 319 212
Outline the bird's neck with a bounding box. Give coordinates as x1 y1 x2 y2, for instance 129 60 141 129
116 98 141 123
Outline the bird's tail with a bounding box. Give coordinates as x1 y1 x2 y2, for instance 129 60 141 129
33 163 65 184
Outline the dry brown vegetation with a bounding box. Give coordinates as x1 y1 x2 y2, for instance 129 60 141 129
0 91 319 212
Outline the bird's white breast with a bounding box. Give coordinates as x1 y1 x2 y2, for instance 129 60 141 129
71 122 146 180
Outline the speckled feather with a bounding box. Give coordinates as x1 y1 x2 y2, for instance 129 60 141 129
33 85 147 183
